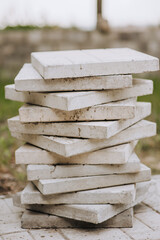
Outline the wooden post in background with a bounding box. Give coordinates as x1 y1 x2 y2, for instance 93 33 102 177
97 0 102 17
97 0 110 33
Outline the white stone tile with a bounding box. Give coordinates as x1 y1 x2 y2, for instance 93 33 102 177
20 182 135 205
134 203 153 214
123 218 160 240
135 210 160 231
29 229 65 240
21 208 133 229
33 164 150 195
2 232 33 240
31 48 159 79
0 222 24 235
5 79 153 111
27 152 140 180
15 141 137 165
0 213 22 224
12 120 156 157
8 102 151 139
144 194 160 213
59 228 131 240
0 199 12 214
15 63 133 92
24 181 151 224
19 98 136 123
4 198 24 213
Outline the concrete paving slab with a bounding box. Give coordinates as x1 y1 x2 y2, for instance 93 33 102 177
4 198 24 213
19 98 136 123
26 152 140 180
5 79 153 111
15 141 137 165
11 120 156 157
28 229 66 240
0 222 24 235
15 63 133 92
0 199 12 214
59 228 131 240
8 102 151 139
33 164 150 195
21 208 133 229
2 232 33 240
21 181 151 224
135 210 160 231
20 182 136 205
134 203 153 214
122 217 160 240
31 48 159 79
1 177 160 239
0 213 22 224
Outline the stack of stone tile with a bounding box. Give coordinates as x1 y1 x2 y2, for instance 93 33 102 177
5 48 159 229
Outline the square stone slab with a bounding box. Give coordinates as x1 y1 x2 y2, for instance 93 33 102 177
18 181 152 224
21 208 133 229
12 120 156 157
31 48 159 79
20 182 136 205
19 98 136 123
8 102 151 139
5 79 153 111
33 164 151 195
15 64 133 92
26 152 140 181
15 141 137 165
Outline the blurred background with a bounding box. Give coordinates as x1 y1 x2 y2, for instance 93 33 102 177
0 0 160 195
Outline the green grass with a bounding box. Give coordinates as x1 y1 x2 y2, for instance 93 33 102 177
0 70 25 183
1 25 59 31
138 75 160 133
136 75 160 174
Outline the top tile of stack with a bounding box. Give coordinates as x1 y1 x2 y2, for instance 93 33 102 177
31 48 159 79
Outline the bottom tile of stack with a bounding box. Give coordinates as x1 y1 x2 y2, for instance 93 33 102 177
13 180 153 226
21 208 134 229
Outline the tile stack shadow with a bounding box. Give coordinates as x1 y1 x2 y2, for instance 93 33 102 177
5 48 159 228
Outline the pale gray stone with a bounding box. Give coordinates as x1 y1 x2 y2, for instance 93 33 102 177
0 199 11 214
31 48 159 79
0 222 24 235
0 213 22 224
123 218 160 240
28 229 66 240
19 98 136 123
4 198 24 213
20 182 136 205
5 79 153 111
21 208 133 229
58 228 131 240
135 210 160 231
27 152 140 180
33 164 150 195
15 141 137 165
143 194 160 213
8 102 151 139
15 63 133 92
21 181 152 224
2 232 33 240
12 120 156 157
134 203 153 214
